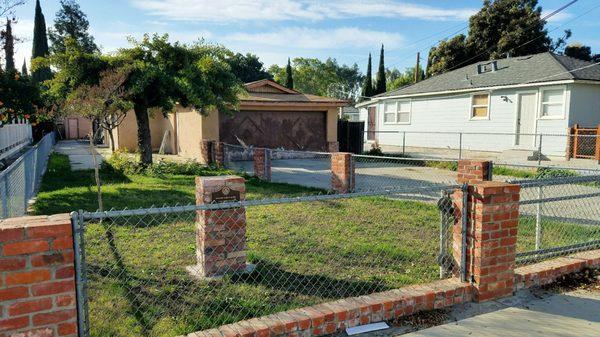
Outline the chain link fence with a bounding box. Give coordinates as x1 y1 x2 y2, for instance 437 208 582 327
73 184 462 337
0 132 55 218
513 174 600 265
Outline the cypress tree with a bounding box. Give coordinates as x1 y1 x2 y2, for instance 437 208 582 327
32 0 52 83
3 19 15 72
21 59 28 76
374 44 386 95
285 58 293 89
361 53 373 98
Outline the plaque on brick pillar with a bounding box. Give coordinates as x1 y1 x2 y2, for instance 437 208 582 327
187 175 255 280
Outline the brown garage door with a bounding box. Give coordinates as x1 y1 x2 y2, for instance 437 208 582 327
220 110 327 151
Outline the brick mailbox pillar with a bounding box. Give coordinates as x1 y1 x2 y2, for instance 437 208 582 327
188 176 252 279
457 160 493 184
200 140 214 165
331 153 355 193
452 181 520 302
214 142 225 167
253 148 272 181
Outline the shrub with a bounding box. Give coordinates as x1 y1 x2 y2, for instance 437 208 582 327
535 167 578 179
103 150 236 177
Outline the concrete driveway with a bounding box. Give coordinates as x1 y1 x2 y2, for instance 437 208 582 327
228 158 459 198
54 140 108 170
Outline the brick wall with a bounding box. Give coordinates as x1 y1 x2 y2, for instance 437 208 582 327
331 153 354 193
214 142 225 167
327 142 339 153
0 214 77 337
253 148 272 182
452 181 520 302
190 176 248 279
456 160 492 184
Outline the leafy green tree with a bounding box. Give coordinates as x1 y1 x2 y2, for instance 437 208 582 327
31 0 52 83
426 35 471 77
361 53 373 98
113 34 243 165
374 45 386 95
0 69 42 124
269 57 363 102
227 52 272 83
284 58 293 89
49 0 97 54
564 43 592 61
2 18 14 71
427 0 568 76
386 66 425 91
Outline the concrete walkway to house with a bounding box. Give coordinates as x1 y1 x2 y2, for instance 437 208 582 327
54 140 110 170
351 287 599 337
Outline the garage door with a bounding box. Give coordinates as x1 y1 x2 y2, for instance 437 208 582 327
220 110 327 151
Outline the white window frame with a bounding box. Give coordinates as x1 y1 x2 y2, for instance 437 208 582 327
382 99 412 125
538 86 566 120
469 92 491 120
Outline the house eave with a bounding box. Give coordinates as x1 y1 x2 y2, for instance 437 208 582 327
355 79 579 107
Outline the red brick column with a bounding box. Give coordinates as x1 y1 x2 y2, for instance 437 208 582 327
253 148 271 181
200 140 214 165
188 176 250 279
214 142 225 167
0 214 77 337
327 141 339 153
457 160 492 184
331 153 355 193
452 181 520 302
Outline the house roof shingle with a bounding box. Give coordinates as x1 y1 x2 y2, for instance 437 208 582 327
375 52 600 99
240 79 347 105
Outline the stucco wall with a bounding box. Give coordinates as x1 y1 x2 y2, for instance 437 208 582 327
568 83 600 127
174 107 204 159
64 117 91 140
113 109 176 153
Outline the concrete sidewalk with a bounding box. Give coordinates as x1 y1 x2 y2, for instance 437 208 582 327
54 140 109 170
352 288 599 337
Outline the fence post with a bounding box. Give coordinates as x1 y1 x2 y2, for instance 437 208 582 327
253 148 271 181
595 125 600 163
331 152 355 193
199 139 214 165
1 175 8 218
214 142 225 167
537 134 543 166
535 185 543 250
189 176 252 279
452 181 520 302
458 132 463 160
402 131 406 156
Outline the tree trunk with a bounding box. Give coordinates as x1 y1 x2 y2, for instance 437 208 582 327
134 101 153 165
108 128 115 152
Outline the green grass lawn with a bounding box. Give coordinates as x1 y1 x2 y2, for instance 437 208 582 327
34 153 598 337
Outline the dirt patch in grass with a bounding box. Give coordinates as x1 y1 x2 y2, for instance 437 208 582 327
540 268 600 293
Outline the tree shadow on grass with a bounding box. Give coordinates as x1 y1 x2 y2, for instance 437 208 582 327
87 250 389 335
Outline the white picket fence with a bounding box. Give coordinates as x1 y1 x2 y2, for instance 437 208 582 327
0 122 33 162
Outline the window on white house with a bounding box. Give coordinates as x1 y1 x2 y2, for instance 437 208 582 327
471 93 489 119
384 101 397 123
540 89 564 118
383 100 411 124
396 101 411 123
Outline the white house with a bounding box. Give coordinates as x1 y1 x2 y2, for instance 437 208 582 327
356 52 600 158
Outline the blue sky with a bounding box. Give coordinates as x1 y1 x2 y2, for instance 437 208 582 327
10 0 600 73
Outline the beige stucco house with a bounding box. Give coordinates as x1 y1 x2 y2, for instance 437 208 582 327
110 80 347 162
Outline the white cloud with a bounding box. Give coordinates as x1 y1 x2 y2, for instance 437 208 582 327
225 27 404 50
130 0 475 22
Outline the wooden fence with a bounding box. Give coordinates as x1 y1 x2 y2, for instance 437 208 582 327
566 124 600 161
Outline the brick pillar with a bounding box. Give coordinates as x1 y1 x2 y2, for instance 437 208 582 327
457 160 493 184
200 140 214 165
331 153 355 193
0 214 77 337
327 141 339 153
188 176 250 279
214 142 225 167
452 181 520 302
253 148 271 181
